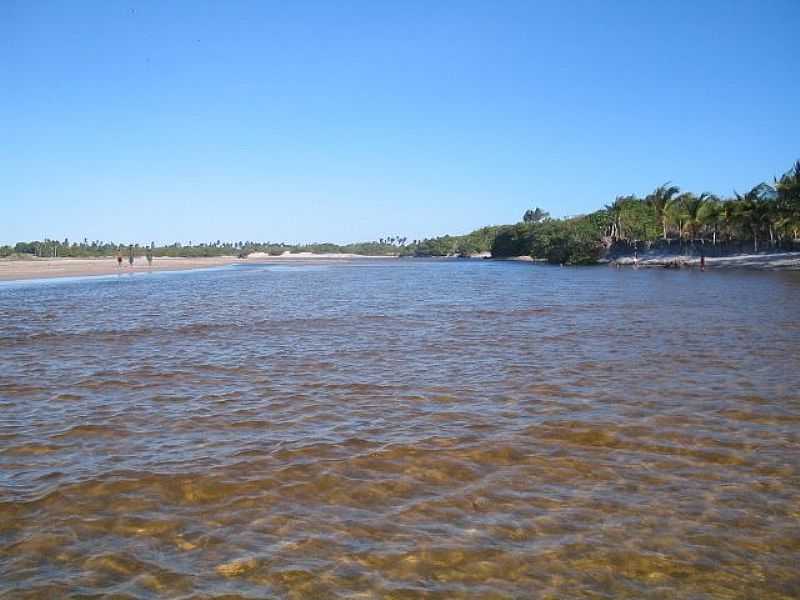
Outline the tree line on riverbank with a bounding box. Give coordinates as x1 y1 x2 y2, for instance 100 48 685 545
3 162 798 265
0 238 408 259
404 160 800 264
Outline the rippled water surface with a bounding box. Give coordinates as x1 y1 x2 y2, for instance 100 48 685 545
2 260 799 599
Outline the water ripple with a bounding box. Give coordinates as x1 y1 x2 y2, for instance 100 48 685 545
1 261 799 598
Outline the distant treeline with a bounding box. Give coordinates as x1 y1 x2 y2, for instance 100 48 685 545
4 162 798 265
0 237 409 259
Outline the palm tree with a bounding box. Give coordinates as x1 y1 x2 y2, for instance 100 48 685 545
603 198 624 241
646 183 681 240
721 199 739 243
664 196 688 240
680 192 714 241
733 185 773 252
697 195 723 245
674 192 701 240
775 161 800 242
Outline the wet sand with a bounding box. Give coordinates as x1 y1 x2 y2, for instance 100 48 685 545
611 251 800 270
0 256 241 282
3 251 799 282
0 254 399 282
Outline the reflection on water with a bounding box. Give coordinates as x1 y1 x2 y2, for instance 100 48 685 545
1 260 799 598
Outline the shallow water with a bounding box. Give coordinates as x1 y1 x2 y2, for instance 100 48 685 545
1 260 799 599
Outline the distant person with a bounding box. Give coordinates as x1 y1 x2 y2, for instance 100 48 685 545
116 254 123 268
146 250 153 267
633 250 639 269
128 245 134 267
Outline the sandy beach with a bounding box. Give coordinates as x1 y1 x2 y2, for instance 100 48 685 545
611 251 800 270
0 256 242 282
3 251 799 282
0 253 403 282
246 252 398 260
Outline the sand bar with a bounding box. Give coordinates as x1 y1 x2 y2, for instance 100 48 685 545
0 256 242 282
0 254 403 282
611 251 800 270
4 251 798 282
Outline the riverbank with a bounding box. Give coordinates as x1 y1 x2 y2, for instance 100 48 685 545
610 251 800 270
3 251 799 282
247 251 398 260
0 256 242 282
0 253 403 282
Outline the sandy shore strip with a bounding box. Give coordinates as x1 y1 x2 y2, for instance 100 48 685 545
0 253 402 282
611 251 800 270
488 255 535 262
246 252 398 260
4 251 797 282
0 256 242 282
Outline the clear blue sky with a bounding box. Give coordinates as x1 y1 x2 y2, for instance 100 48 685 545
2 1 798 245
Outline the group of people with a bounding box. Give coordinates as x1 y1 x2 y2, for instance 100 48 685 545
115 245 154 268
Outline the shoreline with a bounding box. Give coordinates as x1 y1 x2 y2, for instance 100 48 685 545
0 254 401 282
609 251 800 270
2 251 799 282
0 256 242 282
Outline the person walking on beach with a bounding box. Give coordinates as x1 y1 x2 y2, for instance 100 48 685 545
146 248 153 267
116 252 123 268
128 244 134 267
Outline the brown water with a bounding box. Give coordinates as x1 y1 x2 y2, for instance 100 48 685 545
1 260 799 599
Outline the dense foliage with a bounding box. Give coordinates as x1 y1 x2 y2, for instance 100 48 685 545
400 226 501 257
414 161 800 263
490 213 607 264
600 162 800 253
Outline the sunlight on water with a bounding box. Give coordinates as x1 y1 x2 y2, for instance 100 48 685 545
1 260 799 598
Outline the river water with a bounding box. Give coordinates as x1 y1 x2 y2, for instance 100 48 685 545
1 259 799 599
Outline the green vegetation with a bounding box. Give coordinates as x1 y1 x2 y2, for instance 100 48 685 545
400 227 500 257
525 164 798 263
489 213 607 264
408 162 800 264
0 238 408 259
5 162 798 265
598 162 800 256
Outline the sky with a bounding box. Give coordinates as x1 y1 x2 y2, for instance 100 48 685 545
2 1 799 246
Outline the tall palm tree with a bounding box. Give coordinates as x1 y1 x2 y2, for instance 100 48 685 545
722 199 740 243
775 161 800 242
682 192 715 241
646 183 681 240
673 192 701 240
603 197 628 241
697 195 723 245
665 196 688 240
733 185 773 252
